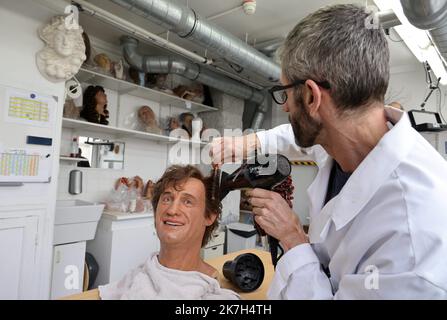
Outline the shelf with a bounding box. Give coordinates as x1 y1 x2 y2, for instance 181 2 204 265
76 67 219 113
62 118 207 146
59 156 85 162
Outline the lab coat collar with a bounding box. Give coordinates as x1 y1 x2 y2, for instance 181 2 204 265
308 107 414 243
330 107 413 231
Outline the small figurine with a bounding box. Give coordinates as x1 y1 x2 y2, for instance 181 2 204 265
112 59 124 80
144 180 155 200
131 176 145 197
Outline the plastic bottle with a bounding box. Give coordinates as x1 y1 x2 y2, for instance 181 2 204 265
70 137 79 158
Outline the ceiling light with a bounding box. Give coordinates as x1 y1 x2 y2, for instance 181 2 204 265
374 0 447 84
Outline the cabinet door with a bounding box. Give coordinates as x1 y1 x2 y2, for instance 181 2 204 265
51 241 86 299
0 216 39 299
149 218 160 252
106 217 160 284
201 245 224 260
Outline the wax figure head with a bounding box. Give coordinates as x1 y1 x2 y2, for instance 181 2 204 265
80 85 109 125
138 105 161 134
275 4 390 148
151 165 221 250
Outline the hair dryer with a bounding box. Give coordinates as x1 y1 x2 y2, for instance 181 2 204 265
213 154 291 267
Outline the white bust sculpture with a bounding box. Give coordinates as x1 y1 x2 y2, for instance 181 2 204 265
36 15 86 82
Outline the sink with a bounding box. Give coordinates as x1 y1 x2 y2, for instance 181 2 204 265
53 200 105 245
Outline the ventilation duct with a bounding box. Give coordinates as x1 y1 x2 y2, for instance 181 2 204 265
255 38 285 58
110 0 281 82
122 36 265 106
401 0 447 63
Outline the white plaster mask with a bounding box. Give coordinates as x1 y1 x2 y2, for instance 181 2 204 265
36 15 86 82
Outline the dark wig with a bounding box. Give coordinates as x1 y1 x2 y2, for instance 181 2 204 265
80 85 109 125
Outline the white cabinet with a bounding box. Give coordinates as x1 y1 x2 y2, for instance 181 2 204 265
0 216 39 299
50 241 86 299
87 212 159 287
201 231 225 260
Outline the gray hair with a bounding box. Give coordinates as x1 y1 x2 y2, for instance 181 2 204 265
279 4 390 111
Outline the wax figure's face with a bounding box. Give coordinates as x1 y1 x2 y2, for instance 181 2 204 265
95 90 108 106
155 178 214 248
138 106 155 125
281 74 322 148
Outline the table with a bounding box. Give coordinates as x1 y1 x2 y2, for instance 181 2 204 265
206 248 274 300
62 248 274 300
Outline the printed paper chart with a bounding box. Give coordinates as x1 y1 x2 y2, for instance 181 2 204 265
8 96 49 122
0 152 40 177
3 86 56 128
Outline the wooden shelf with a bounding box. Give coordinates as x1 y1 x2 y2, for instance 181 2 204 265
77 67 219 113
62 118 207 146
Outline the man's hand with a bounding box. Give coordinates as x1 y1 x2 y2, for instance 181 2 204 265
209 133 259 167
247 188 308 252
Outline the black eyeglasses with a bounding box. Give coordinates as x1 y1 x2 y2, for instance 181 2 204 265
268 79 331 105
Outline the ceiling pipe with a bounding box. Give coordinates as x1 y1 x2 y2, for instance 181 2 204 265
400 0 447 63
110 0 281 82
73 0 264 90
376 9 401 29
255 38 285 58
122 36 266 105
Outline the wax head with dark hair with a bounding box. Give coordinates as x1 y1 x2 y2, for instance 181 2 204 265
80 85 109 125
151 165 221 247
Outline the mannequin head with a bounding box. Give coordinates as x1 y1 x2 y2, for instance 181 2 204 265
179 113 195 137
138 105 161 134
138 106 157 127
80 85 109 125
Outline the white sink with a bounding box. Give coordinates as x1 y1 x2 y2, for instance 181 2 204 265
53 200 105 245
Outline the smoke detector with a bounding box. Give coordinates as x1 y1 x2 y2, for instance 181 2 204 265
243 0 256 15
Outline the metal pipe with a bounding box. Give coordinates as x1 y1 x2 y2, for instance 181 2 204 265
121 36 266 105
73 0 265 90
376 10 401 29
401 0 447 63
110 0 281 82
73 0 208 64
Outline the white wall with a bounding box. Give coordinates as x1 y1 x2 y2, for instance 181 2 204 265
0 0 67 298
387 65 447 112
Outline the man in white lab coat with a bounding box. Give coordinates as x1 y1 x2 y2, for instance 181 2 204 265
211 4 447 299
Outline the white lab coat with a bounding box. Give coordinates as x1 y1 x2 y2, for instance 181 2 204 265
256 107 447 299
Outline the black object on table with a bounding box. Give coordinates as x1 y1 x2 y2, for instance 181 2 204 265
223 253 265 292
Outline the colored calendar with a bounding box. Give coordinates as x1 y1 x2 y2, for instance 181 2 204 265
0 149 51 183
0 151 40 177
